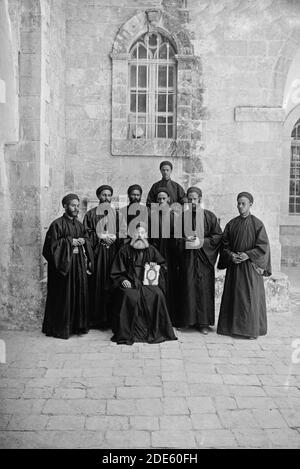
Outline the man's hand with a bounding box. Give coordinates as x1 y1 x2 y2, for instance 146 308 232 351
104 237 115 245
231 252 249 264
72 238 80 247
231 253 242 264
149 262 157 267
77 238 85 245
122 280 131 288
236 252 249 262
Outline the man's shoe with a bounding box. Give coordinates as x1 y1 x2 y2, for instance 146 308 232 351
199 327 209 335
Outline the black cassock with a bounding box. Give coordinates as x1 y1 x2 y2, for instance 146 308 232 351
42 214 94 339
146 179 187 206
110 244 177 345
83 205 121 328
217 214 272 338
150 208 181 324
176 209 222 328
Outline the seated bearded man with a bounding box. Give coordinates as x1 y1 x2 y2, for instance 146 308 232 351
110 224 177 345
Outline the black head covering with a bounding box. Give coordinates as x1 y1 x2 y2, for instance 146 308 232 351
187 186 202 198
96 185 113 198
62 193 79 207
127 184 142 196
237 191 254 203
159 160 173 170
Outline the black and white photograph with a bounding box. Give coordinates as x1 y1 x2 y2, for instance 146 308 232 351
0 0 300 453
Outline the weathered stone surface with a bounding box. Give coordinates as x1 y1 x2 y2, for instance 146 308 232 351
0 0 299 334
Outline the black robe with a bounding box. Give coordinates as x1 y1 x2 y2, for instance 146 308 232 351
150 208 181 324
42 214 94 339
217 214 272 338
146 179 187 206
176 209 222 328
110 244 177 345
83 205 121 328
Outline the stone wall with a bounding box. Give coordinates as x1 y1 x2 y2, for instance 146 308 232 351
40 0 66 279
1 0 300 329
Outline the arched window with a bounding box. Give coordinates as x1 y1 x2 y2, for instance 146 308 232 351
128 32 176 140
290 118 300 214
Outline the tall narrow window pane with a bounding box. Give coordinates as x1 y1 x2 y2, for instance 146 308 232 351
289 120 300 214
128 32 176 139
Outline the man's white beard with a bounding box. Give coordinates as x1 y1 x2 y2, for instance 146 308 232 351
130 238 149 249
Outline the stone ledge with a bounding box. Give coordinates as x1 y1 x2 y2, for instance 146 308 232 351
215 270 290 312
234 107 285 122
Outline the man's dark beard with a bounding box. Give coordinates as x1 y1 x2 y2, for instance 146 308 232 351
130 238 149 249
66 208 78 218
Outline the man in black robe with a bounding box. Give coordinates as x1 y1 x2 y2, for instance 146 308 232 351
217 192 272 339
83 185 120 328
119 184 150 243
42 194 94 339
146 160 187 206
150 187 181 324
110 225 177 345
176 187 222 334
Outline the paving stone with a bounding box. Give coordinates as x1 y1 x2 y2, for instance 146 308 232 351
161 371 186 381
163 381 190 397
106 399 136 416
236 397 277 410
265 428 300 448
186 397 215 413
0 387 24 399
117 386 162 399
46 415 85 430
151 430 197 448
278 408 300 427
273 397 300 409
82 367 113 377
105 430 150 448
0 415 11 430
190 383 230 397
0 399 46 415
52 388 86 399
45 369 83 378
7 415 49 431
161 397 189 415
160 415 193 430
135 399 163 416
86 416 129 431
125 376 161 386
233 428 272 448
223 374 261 386
60 376 124 388
42 399 106 416
86 387 116 399
0 368 47 378
252 409 289 428
130 416 159 431
186 373 223 384
195 429 238 448
218 410 259 428
191 413 223 430
228 385 266 397
22 387 54 399
214 396 237 410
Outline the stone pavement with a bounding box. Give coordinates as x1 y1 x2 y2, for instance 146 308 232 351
0 282 300 449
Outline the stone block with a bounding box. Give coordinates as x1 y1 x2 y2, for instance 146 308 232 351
46 416 86 432
105 430 150 449
151 430 197 448
235 106 285 122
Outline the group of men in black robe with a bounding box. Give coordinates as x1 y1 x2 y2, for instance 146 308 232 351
42 160 272 343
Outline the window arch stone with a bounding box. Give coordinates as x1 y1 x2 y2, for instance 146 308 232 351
111 8 201 158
